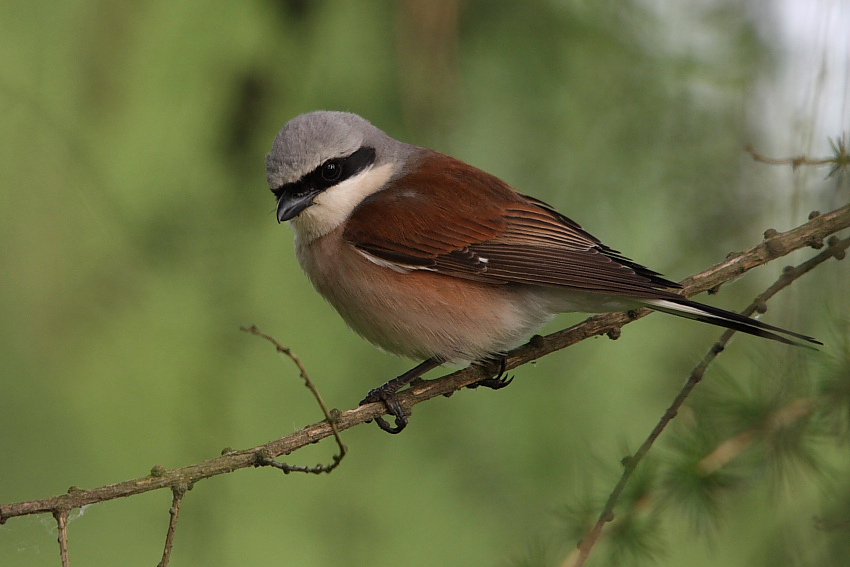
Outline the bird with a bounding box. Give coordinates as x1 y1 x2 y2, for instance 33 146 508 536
265 110 820 434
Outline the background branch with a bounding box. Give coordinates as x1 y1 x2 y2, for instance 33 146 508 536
566 233 850 567
745 137 850 177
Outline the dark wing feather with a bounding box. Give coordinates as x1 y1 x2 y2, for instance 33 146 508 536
344 150 680 298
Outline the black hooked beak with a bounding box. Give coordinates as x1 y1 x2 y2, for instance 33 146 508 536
275 187 320 223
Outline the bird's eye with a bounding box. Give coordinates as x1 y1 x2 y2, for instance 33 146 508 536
321 160 343 182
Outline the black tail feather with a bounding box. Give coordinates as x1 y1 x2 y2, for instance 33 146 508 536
644 298 822 349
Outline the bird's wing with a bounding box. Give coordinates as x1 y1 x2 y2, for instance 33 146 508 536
344 151 680 298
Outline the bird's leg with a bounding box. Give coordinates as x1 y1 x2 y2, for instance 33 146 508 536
467 353 513 390
361 357 443 434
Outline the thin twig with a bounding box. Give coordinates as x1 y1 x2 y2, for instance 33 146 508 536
568 234 850 567
240 325 347 474
745 136 849 178
54 509 70 567
745 145 833 168
157 484 188 567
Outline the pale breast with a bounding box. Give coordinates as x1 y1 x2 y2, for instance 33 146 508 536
295 227 555 362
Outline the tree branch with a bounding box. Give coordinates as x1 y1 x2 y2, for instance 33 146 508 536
1 203 848 534
566 233 850 567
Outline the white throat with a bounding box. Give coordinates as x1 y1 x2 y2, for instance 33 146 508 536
290 163 395 244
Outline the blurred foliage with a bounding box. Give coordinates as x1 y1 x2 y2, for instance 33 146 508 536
0 1 848 566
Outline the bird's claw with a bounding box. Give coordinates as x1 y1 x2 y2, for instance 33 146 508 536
468 373 514 390
361 387 409 434
467 354 514 390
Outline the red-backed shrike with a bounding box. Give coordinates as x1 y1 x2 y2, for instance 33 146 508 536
266 111 819 433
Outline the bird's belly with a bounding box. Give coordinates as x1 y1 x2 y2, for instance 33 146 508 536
296 230 554 362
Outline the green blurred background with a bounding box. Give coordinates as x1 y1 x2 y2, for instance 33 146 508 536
1 1 848 566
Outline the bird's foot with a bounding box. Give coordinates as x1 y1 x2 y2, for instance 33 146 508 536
360 385 408 434
467 354 514 390
360 357 443 434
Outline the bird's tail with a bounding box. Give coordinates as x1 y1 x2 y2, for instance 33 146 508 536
642 298 822 349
